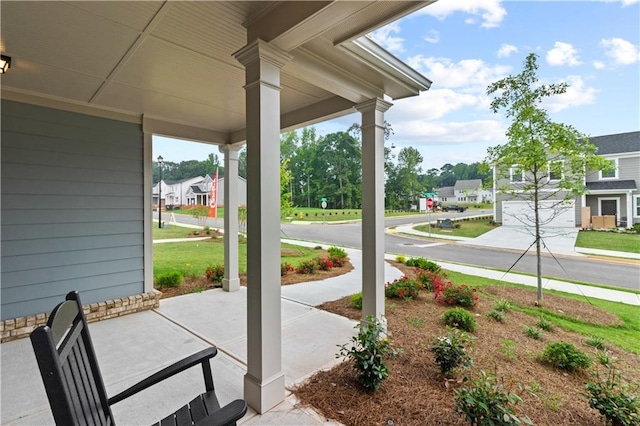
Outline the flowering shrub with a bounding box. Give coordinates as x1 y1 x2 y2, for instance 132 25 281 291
281 262 295 276
330 254 345 267
296 259 318 274
385 276 423 299
433 281 479 308
414 269 448 292
205 264 224 282
315 256 334 271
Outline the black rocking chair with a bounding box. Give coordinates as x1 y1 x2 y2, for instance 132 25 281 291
30 291 247 426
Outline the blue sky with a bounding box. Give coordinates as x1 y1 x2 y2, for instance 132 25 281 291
155 0 639 170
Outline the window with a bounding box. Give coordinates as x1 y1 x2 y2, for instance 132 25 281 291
600 159 618 179
510 167 524 182
636 196 640 217
548 161 564 181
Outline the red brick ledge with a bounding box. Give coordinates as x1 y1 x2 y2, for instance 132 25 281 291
1 290 162 343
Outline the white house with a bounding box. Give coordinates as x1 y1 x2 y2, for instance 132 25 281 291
153 176 204 208
185 174 248 207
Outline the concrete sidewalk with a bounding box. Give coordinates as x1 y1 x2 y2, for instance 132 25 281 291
2 244 637 425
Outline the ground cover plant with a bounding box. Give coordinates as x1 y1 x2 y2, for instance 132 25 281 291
300 263 640 426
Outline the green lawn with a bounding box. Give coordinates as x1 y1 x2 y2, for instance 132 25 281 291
445 270 640 354
153 225 212 240
414 218 498 238
153 239 324 276
575 230 640 254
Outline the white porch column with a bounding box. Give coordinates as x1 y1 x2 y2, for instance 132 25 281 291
143 132 154 293
234 39 291 413
219 144 242 292
356 98 392 325
626 191 633 229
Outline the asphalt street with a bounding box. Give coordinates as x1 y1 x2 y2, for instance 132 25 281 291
158 212 640 291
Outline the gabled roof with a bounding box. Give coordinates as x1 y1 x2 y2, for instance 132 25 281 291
437 186 455 197
589 131 640 155
454 179 482 190
586 180 637 191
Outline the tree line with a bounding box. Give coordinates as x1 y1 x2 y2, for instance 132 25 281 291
153 128 491 210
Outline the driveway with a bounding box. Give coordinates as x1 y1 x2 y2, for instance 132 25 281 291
463 226 580 256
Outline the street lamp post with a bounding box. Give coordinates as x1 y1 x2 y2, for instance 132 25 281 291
158 155 163 229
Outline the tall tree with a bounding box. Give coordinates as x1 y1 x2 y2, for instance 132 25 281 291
395 147 424 208
316 131 361 209
486 53 612 304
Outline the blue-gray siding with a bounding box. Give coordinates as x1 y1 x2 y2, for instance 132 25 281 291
1 100 144 320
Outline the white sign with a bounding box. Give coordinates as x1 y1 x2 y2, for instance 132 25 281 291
321 201 327 209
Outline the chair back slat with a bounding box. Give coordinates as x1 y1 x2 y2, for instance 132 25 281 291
31 292 114 426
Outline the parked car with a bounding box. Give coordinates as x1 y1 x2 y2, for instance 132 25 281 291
442 204 467 212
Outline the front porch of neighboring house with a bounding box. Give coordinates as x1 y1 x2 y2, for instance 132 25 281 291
0 1 434 415
583 185 638 228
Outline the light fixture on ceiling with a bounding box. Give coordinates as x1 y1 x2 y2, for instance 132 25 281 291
0 55 11 74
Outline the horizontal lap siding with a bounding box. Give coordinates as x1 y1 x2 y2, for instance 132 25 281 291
1 100 144 320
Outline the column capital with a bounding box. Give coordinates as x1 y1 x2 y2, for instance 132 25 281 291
219 144 243 155
355 97 393 114
234 39 293 69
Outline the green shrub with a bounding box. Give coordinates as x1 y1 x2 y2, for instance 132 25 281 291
585 367 639 426
350 292 363 310
539 342 591 372
454 370 532 426
385 276 422 299
487 309 505 322
494 299 512 312
431 328 473 375
327 246 347 259
395 255 406 264
536 316 553 332
205 264 224 282
405 257 441 273
524 326 542 340
442 307 477 332
500 339 518 360
585 336 606 350
155 271 184 289
337 315 400 392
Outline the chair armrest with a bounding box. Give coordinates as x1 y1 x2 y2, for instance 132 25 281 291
108 346 217 405
194 399 248 426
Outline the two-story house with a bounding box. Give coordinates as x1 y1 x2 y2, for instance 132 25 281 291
493 131 639 229
185 173 248 207
153 176 204 208
584 131 639 228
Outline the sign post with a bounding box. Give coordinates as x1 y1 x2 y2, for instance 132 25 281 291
320 197 327 225
427 197 434 237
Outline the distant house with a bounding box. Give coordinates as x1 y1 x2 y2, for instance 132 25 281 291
493 131 639 228
153 176 204 208
185 174 248 207
584 131 639 228
436 186 454 203
454 179 492 203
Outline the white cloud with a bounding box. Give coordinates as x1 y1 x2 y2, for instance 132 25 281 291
593 61 606 69
497 43 518 58
546 42 582 67
416 0 506 28
601 0 639 6
407 56 511 90
369 22 404 54
543 75 598 112
424 30 440 44
601 37 640 65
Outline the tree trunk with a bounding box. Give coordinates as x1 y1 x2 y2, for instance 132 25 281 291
534 179 543 304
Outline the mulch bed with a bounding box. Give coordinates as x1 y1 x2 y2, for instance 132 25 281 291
295 262 640 426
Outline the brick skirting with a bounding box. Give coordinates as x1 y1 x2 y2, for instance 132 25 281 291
1 290 162 343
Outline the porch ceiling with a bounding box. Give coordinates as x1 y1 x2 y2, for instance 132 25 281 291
0 1 432 144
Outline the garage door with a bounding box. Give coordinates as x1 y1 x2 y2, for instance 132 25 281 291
502 201 575 227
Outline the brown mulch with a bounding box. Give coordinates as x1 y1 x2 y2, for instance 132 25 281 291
295 262 640 426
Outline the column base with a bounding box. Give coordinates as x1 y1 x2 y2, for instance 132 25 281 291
223 277 240 292
244 372 285 414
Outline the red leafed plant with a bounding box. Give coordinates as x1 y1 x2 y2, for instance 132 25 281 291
433 280 479 308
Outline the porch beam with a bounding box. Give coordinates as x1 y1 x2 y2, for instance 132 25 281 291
219 144 242 292
234 39 291 414
357 98 392 325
